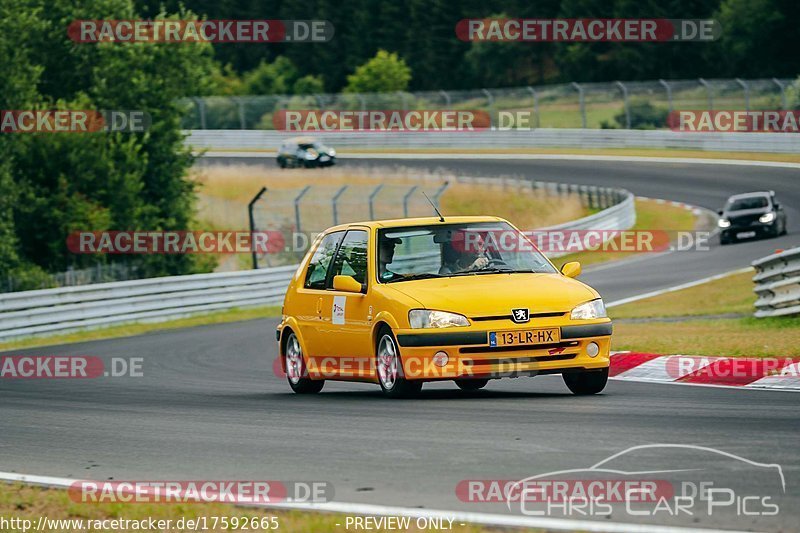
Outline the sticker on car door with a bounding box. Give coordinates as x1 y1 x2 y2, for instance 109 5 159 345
332 296 346 325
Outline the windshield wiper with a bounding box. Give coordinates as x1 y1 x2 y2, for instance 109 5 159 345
389 272 444 282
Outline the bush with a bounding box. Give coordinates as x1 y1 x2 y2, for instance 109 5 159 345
613 100 669 129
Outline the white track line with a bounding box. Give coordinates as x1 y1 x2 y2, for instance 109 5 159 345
0 471 754 533
606 267 753 308
201 151 800 169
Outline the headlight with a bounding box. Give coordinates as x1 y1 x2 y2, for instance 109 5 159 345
759 212 775 223
570 299 607 320
409 309 469 328
304 151 318 160
328 149 336 156
718 219 731 228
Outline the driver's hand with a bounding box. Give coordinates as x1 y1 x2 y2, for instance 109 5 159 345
470 257 489 270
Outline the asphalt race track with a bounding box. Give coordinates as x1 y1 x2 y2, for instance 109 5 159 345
2 156 799 530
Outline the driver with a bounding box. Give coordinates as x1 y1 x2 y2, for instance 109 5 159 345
378 237 402 281
439 232 489 274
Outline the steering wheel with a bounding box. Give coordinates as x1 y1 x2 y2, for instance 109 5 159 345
486 258 509 268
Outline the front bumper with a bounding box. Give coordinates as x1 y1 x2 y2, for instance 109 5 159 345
394 322 611 380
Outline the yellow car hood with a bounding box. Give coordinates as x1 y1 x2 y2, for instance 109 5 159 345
389 273 598 316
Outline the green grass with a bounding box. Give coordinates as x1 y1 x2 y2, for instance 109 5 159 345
554 198 697 269
0 483 534 533
0 306 282 352
610 268 800 357
610 270 756 318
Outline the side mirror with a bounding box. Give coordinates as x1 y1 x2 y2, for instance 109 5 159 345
333 275 364 293
774 203 781 210
717 209 723 216
560 261 581 278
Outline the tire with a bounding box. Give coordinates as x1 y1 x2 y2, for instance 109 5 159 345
455 378 489 391
563 368 608 395
719 233 731 245
376 328 422 399
283 331 324 394
277 158 287 169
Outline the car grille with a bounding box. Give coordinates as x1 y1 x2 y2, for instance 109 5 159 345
470 311 567 322
458 340 579 354
460 352 578 366
728 214 762 226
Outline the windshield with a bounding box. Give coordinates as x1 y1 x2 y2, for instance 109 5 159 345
727 196 769 210
376 222 557 283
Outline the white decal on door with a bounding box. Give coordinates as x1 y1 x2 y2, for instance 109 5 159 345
332 296 346 325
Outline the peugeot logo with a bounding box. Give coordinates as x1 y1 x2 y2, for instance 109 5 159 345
511 308 530 323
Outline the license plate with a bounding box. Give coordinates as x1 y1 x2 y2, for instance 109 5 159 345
737 231 756 238
489 328 560 347
320 156 330 161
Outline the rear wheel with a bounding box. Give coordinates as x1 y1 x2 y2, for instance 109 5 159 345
376 328 421 399
563 368 608 395
455 378 489 391
284 331 324 394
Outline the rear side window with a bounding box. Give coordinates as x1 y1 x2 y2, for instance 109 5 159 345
330 230 369 287
304 231 344 289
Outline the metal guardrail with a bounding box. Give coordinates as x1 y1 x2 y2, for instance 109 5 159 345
752 248 800 318
186 128 800 154
0 266 298 342
0 183 634 342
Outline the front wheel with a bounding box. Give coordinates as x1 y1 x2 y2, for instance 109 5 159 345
455 378 489 391
284 331 324 394
563 368 608 395
376 329 421 399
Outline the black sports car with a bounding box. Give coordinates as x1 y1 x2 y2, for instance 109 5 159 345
718 191 787 244
277 137 336 168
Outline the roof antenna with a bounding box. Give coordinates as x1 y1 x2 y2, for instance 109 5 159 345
422 191 445 222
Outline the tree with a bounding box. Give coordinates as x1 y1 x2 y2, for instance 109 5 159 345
1 0 219 284
293 75 325 95
344 50 412 93
243 56 298 95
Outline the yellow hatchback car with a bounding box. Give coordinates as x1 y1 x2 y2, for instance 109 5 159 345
277 216 612 398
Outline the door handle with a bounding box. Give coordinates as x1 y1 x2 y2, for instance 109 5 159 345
316 297 322 316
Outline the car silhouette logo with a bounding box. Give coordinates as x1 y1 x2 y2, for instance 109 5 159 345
511 308 529 323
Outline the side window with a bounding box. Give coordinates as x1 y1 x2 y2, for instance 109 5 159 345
330 230 369 287
304 231 344 289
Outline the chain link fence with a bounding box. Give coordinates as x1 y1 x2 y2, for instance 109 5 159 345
180 78 798 131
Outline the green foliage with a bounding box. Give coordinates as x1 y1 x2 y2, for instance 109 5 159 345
344 50 411 93
610 100 669 130
1 0 219 284
243 56 298 95
293 75 325 95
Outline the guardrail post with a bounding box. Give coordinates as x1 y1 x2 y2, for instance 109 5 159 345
439 90 451 107
698 78 713 110
397 91 409 112
571 83 586 128
294 185 312 233
615 81 631 129
402 185 419 218
482 89 494 128
369 184 384 220
248 187 268 269
526 86 539 128
772 78 787 110
735 78 750 112
331 185 349 226
432 181 450 208
192 97 207 129
659 79 673 115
